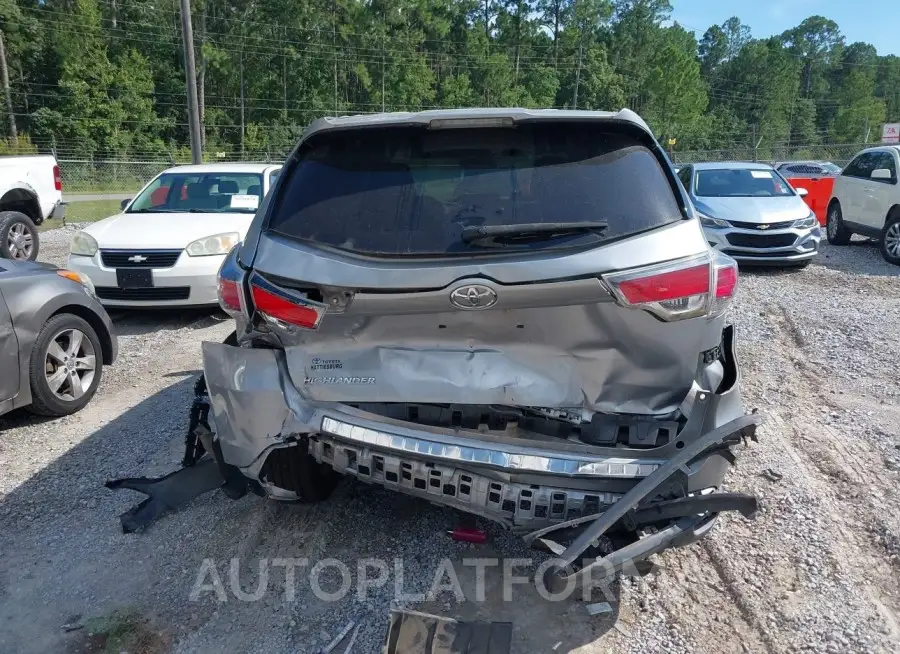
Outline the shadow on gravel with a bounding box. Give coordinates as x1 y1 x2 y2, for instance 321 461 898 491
0 375 620 654
0 374 260 654
162 369 202 378
10 242 645 652
281 480 622 653
107 308 228 337
0 407 63 428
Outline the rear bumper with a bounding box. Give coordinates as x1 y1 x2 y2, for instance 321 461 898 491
201 327 754 534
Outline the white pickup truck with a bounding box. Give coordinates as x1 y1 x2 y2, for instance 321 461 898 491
0 155 65 261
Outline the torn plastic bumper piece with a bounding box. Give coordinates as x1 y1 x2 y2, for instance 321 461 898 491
105 457 224 534
105 374 246 533
525 412 761 593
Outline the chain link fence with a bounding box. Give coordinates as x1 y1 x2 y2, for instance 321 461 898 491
59 153 287 195
672 143 867 168
54 143 874 196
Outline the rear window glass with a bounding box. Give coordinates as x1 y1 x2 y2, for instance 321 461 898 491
695 169 793 198
269 124 683 256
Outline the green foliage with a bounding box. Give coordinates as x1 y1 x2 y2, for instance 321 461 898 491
0 134 36 154
0 0 895 157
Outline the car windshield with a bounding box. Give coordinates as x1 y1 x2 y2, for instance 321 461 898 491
822 162 842 174
128 172 264 213
695 168 794 198
268 124 683 256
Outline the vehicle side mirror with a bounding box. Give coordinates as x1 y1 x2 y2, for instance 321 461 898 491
871 168 893 181
795 187 809 198
120 198 131 210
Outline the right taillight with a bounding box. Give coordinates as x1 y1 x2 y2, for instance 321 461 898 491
249 274 326 330
603 253 738 321
711 251 738 316
53 165 62 191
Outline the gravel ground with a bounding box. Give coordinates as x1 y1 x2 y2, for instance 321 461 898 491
1 231 898 653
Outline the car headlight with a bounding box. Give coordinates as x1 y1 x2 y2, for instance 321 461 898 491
70 231 98 256
186 232 240 256
698 214 730 229
792 212 819 229
57 269 96 297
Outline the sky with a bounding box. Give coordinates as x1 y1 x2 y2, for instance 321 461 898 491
669 0 898 56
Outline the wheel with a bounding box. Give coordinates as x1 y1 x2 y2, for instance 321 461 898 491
880 213 900 266
260 438 339 502
0 211 40 261
27 313 104 416
826 201 851 246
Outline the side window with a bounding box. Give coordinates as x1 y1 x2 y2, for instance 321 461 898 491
844 153 876 179
842 155 863 178
876 152 897 182
677 167 691 189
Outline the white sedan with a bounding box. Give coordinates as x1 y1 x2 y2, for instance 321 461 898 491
67 163 280 306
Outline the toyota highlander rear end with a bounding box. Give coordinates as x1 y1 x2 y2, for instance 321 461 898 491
201 108 759 589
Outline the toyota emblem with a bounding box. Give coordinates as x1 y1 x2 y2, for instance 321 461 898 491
449 284 498 310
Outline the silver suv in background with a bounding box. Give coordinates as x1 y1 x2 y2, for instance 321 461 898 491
202 109 759 590
679 162 821 267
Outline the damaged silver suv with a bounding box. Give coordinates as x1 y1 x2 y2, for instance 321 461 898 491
202 108 760 589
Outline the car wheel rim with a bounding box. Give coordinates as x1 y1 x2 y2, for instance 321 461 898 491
886 223 900 258
44 328 96 401
7 223 33 260
827 208 838 239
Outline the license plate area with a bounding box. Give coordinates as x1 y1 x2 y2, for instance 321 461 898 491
116 268 153 289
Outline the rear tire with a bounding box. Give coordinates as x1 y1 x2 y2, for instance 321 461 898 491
880 213 900 266
826 201 851 246
260 438 339 502
28 313 104 416
0 211 39 261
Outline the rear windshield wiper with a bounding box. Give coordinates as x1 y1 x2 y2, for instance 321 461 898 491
460 221 608 247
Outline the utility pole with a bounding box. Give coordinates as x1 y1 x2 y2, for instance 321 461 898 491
0 30 17 142
573 43 582 110
180 0 202 164
751 124 759 162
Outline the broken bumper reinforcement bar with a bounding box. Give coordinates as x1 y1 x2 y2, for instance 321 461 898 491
524 412 761 593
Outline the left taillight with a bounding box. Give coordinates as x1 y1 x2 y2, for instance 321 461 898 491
216 246 245 317
248 274 326 330
53 165 62 191
217 277 242 314
603 253 738 321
